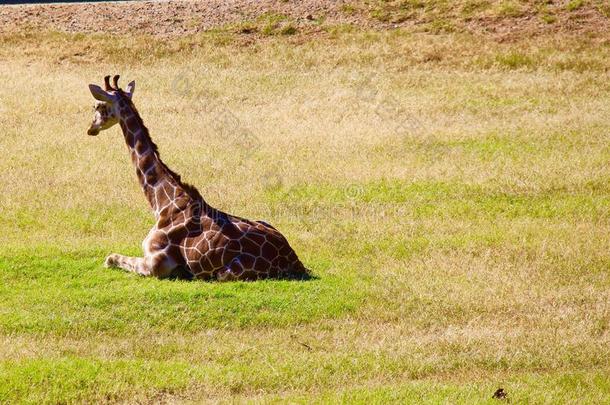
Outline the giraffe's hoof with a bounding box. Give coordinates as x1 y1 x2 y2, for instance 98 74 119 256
104 254 119 268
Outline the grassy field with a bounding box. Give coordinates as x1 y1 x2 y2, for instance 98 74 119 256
0 21 609 403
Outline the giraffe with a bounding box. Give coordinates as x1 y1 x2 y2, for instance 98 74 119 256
86 75 309 281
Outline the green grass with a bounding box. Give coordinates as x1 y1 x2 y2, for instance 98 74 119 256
495 0 526 17
0 254 360 335
567 0 585 12
0 24 609 403
1 364 608 404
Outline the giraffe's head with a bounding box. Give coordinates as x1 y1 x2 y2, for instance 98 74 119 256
87 75 135 136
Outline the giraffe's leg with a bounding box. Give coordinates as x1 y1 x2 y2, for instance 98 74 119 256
104 252 177 278
104 254 147 275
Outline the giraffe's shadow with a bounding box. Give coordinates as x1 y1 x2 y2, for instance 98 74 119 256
167 266 318 282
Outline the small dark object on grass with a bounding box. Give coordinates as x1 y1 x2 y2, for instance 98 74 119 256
492 388 508 400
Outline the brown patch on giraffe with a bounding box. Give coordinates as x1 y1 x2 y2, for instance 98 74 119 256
261 241 277 259
174 193 191 210
254 257 270 271
194 238 210 253
208 249 224 269
236 222 250 232
170 211 187 227
239 235 261 255
126 116 140 130
196 270 213 281
148 232 170 251
134 139 148 156
209 233 230 250
220 222 243 240
185 220 203 237
278 256 289 269
138 153 156 173
266 237 282 250
225 240 242 253
198 216 213 230
240 254 255 269
232 262 245 277
221 249 238 266
254 223 269 232
156 213 172 229
267 267 279 278
280 243 295 256
168 224 189 241
240 269 259 280
245 232 266 246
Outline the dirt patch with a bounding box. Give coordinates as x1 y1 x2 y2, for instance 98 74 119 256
0 0 608 40
0 0 358 37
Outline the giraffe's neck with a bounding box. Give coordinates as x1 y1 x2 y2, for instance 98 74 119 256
117 101 195 218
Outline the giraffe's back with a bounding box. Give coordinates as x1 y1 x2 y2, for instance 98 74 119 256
179 210 309 281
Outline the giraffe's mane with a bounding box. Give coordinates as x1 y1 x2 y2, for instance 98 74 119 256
118 90 205 203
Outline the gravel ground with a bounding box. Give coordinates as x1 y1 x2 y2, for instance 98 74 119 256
0 0 358 37
0 0 608 40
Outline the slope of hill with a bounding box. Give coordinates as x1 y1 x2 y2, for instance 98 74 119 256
0 0 608 40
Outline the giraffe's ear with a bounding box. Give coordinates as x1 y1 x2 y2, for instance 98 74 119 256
125 81 135 99
89 84 112 102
